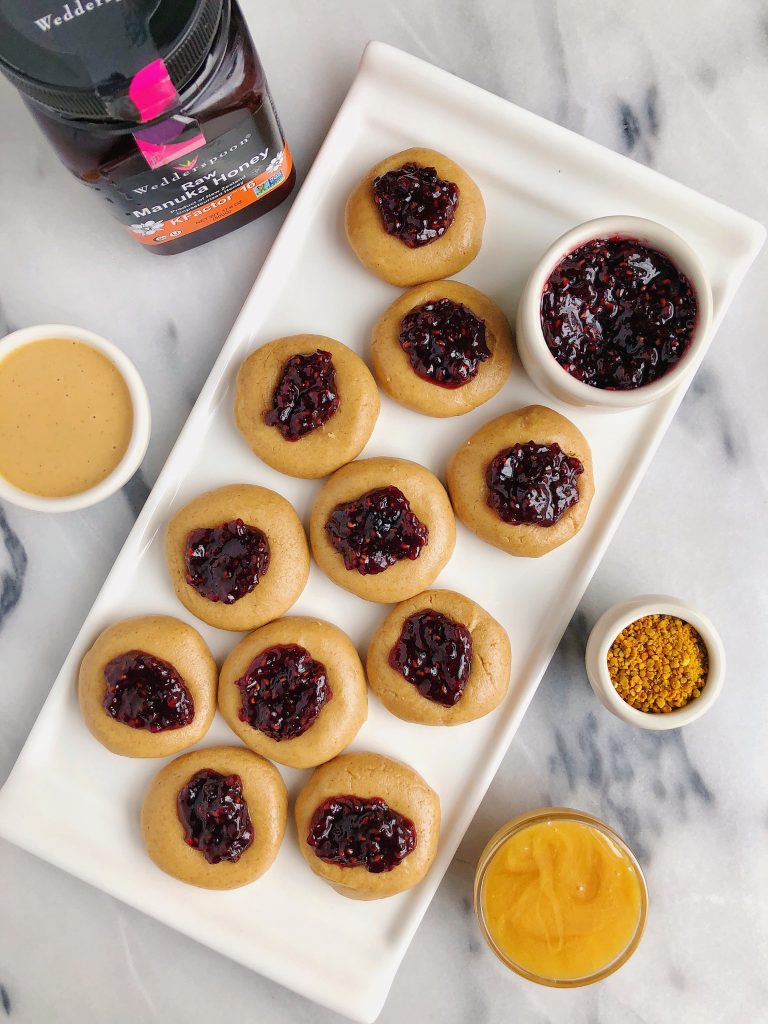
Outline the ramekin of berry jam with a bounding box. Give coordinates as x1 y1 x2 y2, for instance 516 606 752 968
516 216 713 409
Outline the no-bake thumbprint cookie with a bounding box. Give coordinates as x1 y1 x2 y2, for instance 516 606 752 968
309 457 455 603
218 617 368 768
78 615 217 757
294 752 440 899
141 746 287 890
235 335 380 478
447 405 594 557
165 484 309 631
371 281 513 417
345 147 485 287
367 589 511 725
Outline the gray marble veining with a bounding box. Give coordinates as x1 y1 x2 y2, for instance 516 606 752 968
0 1 767 1022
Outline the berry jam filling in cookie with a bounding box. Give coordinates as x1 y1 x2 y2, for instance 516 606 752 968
264 349 340 441
541 237 697 389
103 651 194 731
398 299 490 388
373 163 459 248
185 519 270 604
235 643 332 741
325 486 428 575
177 769 254 865
389 610 473 707
307 795 417 873
486 442 584 527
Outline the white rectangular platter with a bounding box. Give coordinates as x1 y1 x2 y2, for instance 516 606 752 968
0 41 763 1024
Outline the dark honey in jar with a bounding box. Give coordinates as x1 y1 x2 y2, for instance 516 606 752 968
0 0 295 254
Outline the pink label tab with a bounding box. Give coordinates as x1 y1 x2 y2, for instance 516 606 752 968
129 59 178 123
129 59 206 170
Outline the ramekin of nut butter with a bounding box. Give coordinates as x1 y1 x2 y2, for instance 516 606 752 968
0 324 151 512
585 595 725 729
474 808 647 986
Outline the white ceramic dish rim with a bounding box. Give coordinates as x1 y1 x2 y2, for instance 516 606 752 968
0 323 151 512
584 594 726 729
0 42 762 1024
516 215 715 409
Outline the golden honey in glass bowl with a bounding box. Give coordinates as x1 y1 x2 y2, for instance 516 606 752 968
474 808 647 986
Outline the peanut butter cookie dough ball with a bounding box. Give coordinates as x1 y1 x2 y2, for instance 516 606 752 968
78 615 217 758
345 147 485 287
371 281 513 417
294 752 441 900
309 457 455 604
218 617 368 769
367 589 511 725
165 484 309 631
235 335 380 479
446 405 594 557
141 746 287 890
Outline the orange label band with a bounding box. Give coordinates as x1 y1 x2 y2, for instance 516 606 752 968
127 147 293 246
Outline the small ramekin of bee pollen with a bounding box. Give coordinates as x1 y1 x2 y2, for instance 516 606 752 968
474 808 647 986
0 324 151 513
585 595 725 730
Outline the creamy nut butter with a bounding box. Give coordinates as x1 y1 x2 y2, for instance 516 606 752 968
0 338 133 497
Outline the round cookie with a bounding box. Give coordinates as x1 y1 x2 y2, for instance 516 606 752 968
294 752 441 900
141 746 287 890
446 405 595 557
371 281 513 417
345 147 485 287
165 484 309 631
78 615 217 758
309 457 455 604
218 617 368 768
366 589 511 725
235 335 380 479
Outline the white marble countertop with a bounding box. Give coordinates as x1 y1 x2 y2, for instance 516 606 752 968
1 2 766 1021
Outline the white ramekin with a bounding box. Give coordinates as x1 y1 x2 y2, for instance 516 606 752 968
516 215 714 410
585 595 725 730
0 324 151 513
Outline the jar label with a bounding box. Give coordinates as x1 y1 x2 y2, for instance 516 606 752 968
106 101 290 247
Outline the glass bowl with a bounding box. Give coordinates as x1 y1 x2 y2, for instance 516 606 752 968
473 807 648 987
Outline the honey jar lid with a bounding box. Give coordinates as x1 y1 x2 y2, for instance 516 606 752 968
0 0 223 121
